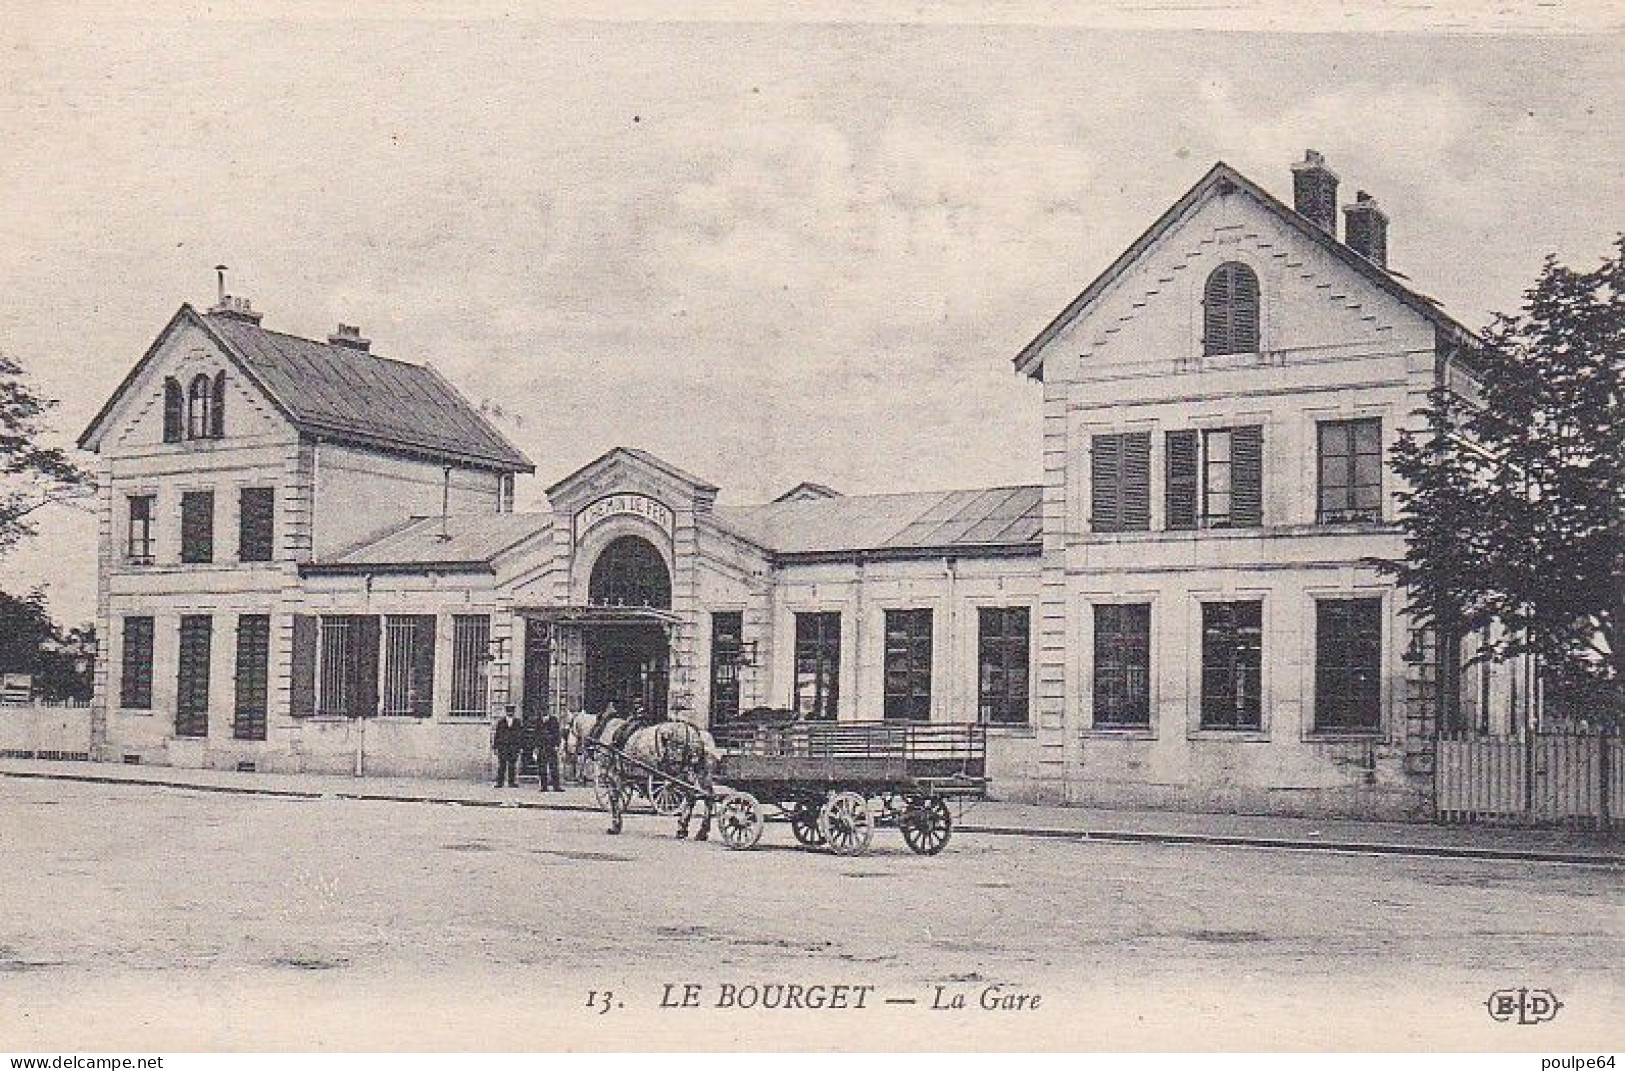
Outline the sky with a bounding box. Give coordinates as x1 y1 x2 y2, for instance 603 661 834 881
1 3 1621 626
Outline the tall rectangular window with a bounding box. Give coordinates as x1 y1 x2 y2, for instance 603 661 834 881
883 608 933 722
450 614 491 716
126 495 155 562
709 611 744 724
382 615 436 717
119 616 154 709
1315 598 1383 732
1200 601 1263 729
1094 603 1151 727
1198 426 1263 528
793 611 841 721
180 491 214 564
317 615 379 718
977 606 1029 726
233 614 271 741
1090 431 1151 532
176 614 212 738
1318 418 1383 523
238 487 275 562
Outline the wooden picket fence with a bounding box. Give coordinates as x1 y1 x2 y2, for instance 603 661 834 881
1435 729 1620 828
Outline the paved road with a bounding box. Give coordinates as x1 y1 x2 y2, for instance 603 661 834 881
1 779 1618 1050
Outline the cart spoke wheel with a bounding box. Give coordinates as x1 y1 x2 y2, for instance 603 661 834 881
717 792 764 850
789 802 826 847
900 795 952 855
818 791 874 856
648 774 686 816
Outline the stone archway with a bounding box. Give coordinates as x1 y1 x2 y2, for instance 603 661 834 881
583 535 672 717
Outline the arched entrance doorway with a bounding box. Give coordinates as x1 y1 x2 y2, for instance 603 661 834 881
584 535 672 717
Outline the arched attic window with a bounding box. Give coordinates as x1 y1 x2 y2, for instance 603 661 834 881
183 371 226 440
1203 261 1261 356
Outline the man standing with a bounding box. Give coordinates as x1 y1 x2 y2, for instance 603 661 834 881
536 709 564 792
492 705 523 788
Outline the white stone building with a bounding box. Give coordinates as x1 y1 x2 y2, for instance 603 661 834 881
79 152 1526 817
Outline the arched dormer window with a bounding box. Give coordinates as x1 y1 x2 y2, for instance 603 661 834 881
1203 261 1260 356
187 373 212 440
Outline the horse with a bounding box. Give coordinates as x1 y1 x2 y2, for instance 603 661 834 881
576 713 720 841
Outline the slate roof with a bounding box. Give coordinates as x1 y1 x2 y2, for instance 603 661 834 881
81 305 533 472
1014 161 1478 378
713 485 1042 558
305 512 553 574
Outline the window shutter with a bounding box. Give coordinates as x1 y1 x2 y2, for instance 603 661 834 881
163 379 183 443
181 491 214 564
1232 269 1260 352
1203 269 1232 355
210 371 226 438
1230 425 1263 526
1204 262 1261 356
410 615 437 718
1122 432 1151 530
290 615 317 718
238 487 274 562
353 616 381 718
1164 430 1198 530
1090 434 1123 532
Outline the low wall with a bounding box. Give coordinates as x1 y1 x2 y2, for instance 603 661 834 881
0 704 93 759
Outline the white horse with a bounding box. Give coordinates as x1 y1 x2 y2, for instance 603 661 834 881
568 711 720 840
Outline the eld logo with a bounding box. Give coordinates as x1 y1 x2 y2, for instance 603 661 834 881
1485 988 1563 1025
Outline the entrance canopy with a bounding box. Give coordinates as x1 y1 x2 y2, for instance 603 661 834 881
515 604 683 628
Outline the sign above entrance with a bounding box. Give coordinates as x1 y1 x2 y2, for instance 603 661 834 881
574 493 675 543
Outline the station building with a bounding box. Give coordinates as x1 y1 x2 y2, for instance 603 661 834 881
80 152 1523 817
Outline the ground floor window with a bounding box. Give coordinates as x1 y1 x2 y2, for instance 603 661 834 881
382 615 437 717
1200 601 1263 729
1094 603 1151 727
883 608 933 722
709 611 743 724
233 614 271 741
120 615 154 709
1315 598 1383 732
317 615 380 718
977 606 1029 725
794 611 840 721
176 614 212 737
450 614 491 717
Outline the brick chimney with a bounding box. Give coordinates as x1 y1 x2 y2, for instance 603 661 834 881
1290 149 1339 237
327 324 372 353
1343 191 1389 269
207 294 264 324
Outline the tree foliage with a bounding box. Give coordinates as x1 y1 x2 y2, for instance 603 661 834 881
1387 237 1624 718
0 588 94 701
1 352 93 559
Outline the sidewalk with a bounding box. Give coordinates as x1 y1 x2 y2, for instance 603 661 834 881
2 756 1619 866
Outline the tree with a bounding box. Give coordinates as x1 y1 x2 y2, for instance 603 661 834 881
1 352 93 559
1386 237 1624 721
0 589 94 701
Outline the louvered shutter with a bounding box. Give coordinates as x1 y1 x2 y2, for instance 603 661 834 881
353 616 382 718
410 615 437 718
1203 268 1232 355
180 491 214 563
163 379 183 443
1230 425 1263 526
290 615 317 718
1204 262 1261 356
210 371 226 438
1165 430 1199 530
1090 434 1123 532
1232 268 1260 352
175 615 212 738
1122 432 1151 530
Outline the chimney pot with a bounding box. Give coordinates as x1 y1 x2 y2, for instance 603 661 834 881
1290 148 1340 238
207 294 264 324
1343 190 1390 269
328 323 372 352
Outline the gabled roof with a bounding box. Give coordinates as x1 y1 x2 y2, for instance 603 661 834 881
773 481 842 503
712 484 1042 559
80 304 533 472
302 511 552 575
1013 161 1478 379
545 446 719 498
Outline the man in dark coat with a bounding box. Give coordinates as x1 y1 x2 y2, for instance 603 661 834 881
492 705 523 788
536 709 564 792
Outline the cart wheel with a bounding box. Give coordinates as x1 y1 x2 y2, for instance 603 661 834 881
900 795 952 855
819 791 874 856
592 765 631 813
648 774 686 816
717 792 764 850
790 801 826 847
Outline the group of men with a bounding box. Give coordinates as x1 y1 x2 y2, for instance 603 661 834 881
491 706 564 791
